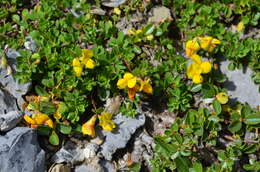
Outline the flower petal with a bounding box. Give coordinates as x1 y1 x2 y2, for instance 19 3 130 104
117 78 127 89
82 49 93 58
216 92 229 104
127 77 137 88
192 75 203 84
73 66 83 77
45 119 54 128
24 115 36 125
123 73 134 80
85 59 95 69
201 61 212 74
82 115 97 137
34 113 50 125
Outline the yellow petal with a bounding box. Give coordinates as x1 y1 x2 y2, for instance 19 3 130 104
85 59 95 69
45 119 54 128
192 75 203 84
24 115 36 125
117 78 127 89
127 77 137 88
82 115 97 137
72 58 81 67
98 112 116 131
185 40 200 57
123 73 134 80
82 49 93 58
200 61 212 74
34 114 50 125
54 111 61 120
212 38 221 44
113 7 121 15
191 54 202 64
73 66 83 77
236 21 244 32
142 79 153 94
216 92 229 104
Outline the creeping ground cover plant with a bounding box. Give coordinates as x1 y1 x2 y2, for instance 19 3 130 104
0 0 260 171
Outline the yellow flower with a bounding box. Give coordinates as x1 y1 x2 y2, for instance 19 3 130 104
236 21 244 32
24 113 54 128
113 8 121 15
146 34 154 41
192 74 203 84
216 92 229 104
187 63 202 79
199 36 221 52
73 58 83 77
82 49 94 59
117 73 137 89
80 49 95 69
98 112 116 131
33 113 50 125
200 61 212 74
24 115 36 125
82 115 97 137
190 54 202 64
139 79 153 94
185 39 200 57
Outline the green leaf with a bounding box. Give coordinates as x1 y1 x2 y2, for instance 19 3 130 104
190 84 202 92
175 156 190 172
57 123 72 134
213 99 222 115
37 125 51 136
49 131 59 146
245 114 260 125
143 24 155 35
228 62 235 71
12 14 20 22
228 120 242 133
190 162 203 172
35 86 48 96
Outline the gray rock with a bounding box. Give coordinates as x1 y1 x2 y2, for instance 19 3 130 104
100 113 145 160
24 36 37 52
100 160 116 172
148 6 172 25
0 49 31 108
0 111 23 132
0 127 45 172
219 60 260 108
102 0 127 7
0 89 19 114
51 141 85 165
75 157 104 172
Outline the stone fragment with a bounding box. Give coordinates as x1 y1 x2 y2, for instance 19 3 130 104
148 6 172 25
102 0 127 7
0 110 23 132
75 157 104 172
48 163 71 172
100 113 145 160
219 60 260 108
0 127 45 172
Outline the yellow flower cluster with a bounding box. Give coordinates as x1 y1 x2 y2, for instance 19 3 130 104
72 49 95 77
216 92 229 104
117 73 153 99
185 36 221 58
185 36 221 84
24 113 54 129
81 112 116 137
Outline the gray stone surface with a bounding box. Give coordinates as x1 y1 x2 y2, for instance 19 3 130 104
148 6 172 24
0 49 31 108
0 89 19 114
219 60 260 108
0 111 23 132
24 36 37 52
51 141 85 165
100 113 145 160
102 0 127 7
0 127 45 172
